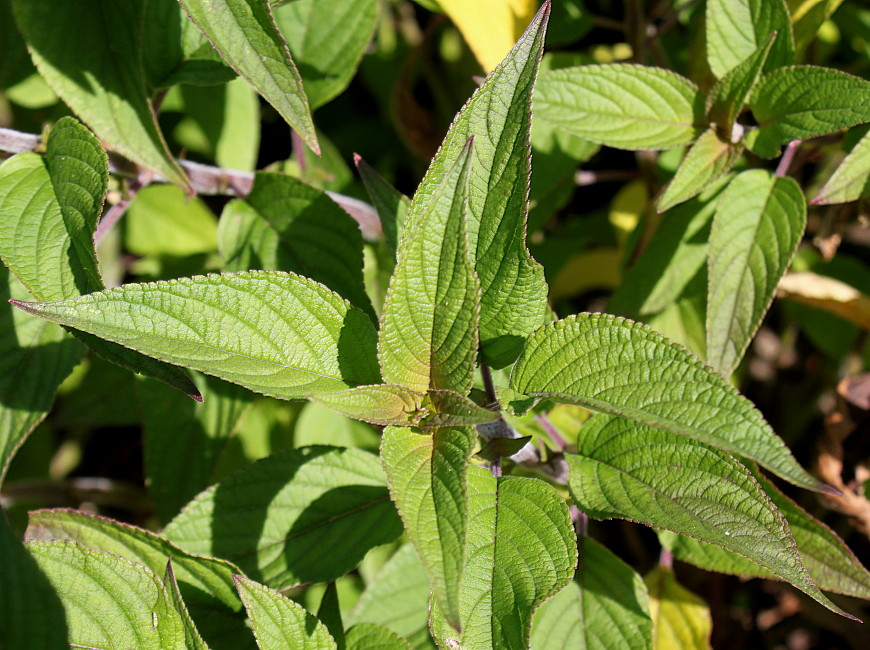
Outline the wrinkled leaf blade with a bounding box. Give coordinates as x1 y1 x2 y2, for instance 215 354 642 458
706 0 793 79
346 623 413 650
812 129 870 205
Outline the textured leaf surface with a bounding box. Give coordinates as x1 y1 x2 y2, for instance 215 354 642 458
530 537 652 650
706 0 793 78
379 140 478 392
707 170 805 376
0 516 67 649
11 271 382 400
179 0 318 152
658 128 743 212
510 313 825 491
219 172 374 320
163 561 210 650
274 0 377 108
381 426 475 629
10 0 188 187
27 541 186 650
812 129 870 205
747 66 870 158
346 623 413 650
430 468 576 649
706 32 776 135
236 576 337 649
348 543 432 647
406 5 550 368
164 446 404 589
535 64 705 150
567 415 847 616
645 566 711 650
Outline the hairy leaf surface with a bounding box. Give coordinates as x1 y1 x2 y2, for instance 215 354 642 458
511 313 825 492
346 624 413 650
164 446 403 589
706 0 793 78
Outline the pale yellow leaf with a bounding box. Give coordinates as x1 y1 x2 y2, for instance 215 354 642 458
610 178 648 247
645 566 712 650
778 272 870 330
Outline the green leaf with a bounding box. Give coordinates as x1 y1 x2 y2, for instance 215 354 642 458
379 139 479 392
27 541 186 649
348 544 432 647
534 64 706 151
567 414 851 617
142 373 253 524
707 170 805 376
530 538 652 650
0 0 33 90
164 446 404 589
705 0 793 79
644 566 711 649
127 184 219 258
429 468 576 649
309 385 497 428
10 0 188 188
10 271 382 400
657 128 743 212
273 0 378 109
706 32 776 136
235 575 338 650
218 173 375 321
405 5 550 368
0 515 67 649
355 154 409 260
316 582 346 649
381 426 475 630
747 66 870 158
510 313 827 492
178 0 319 154
346 623 413 650
812 129 870 205
163 561 211 650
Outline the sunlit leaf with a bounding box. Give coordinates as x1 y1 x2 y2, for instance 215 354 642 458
812 129 870 205
778 272 870 330
644 566 711 650
706 0 793 78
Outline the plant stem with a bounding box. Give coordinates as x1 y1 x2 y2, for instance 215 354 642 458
659 547 674 569
534 412 567 451
571 505 588 537
94 169 152 244
775 140 801 178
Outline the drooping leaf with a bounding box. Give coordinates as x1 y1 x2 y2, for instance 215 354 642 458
346 623 413 650
355 154 409 260
566 415 850 617
812 128 870 205
405 5 550 368
707 170 806 376
429 468 576 649
10 0 188 187
705 0 793 79
381 426 475 630
164 446 404 589
218 172 375 320
706 32 776 136
534 64 706 151
778 272 870 330
273 0 378 109
510 313 826 492
235 575 338 650
379 139 478 393
141 373 253 525
10 271 382 400
27 541 186 649
163 561 211 650
178 0 319 153
347 543 432 647
657 128 743 212
530 537 652 650
746 66 870 158
644 566 712 649
0 516 67 650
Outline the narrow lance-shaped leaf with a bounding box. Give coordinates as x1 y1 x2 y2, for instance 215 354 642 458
530 537 653 650
510 313 828 492
164 446 404 589
379 138 478 393
534 64 706 151
566 414 853 618
10 0 188 188
355 154 409 259
219 172 375 321
10 271 382 400
645 566 712 649
163 561 210 650
812 128 870 205
746 66 870 158
405 4 551 368
707 170 806 376
381 426 476 630
657 127 743 212
178 0 319 153
705 0 793 79
235 576 337 650
429 468 576 649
